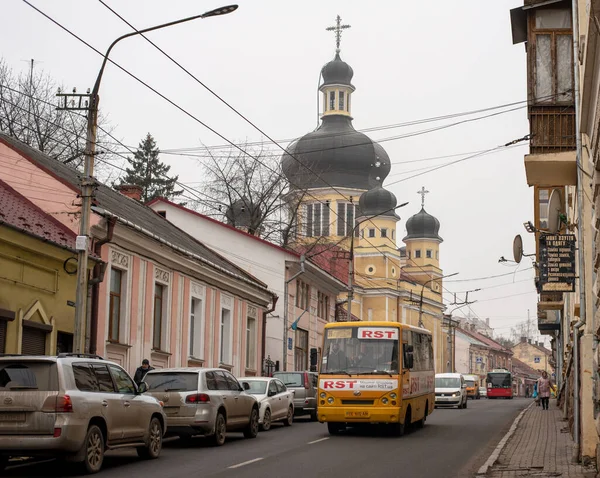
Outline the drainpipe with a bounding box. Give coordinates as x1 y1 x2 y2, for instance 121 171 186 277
261 295 278 376
571 0 588 463
88 218 115 354
283 255 305 371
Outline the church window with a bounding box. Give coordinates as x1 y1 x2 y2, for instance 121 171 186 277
322 201 330 236
337 202 357 236
329 91 336 110
339 91 345 110
313 203 321 237
367 266 374 274
368 228 375 238
347 94 351 112
323 93 327 111
381 228 388 238
306 203 330 238
415 250 421 258
426 249 432 259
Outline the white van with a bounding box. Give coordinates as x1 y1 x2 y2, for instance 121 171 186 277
435 373 468 409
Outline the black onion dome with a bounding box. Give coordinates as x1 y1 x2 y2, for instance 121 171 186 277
321 53 354 86
403 208 443 242
281 116 391 190
358 185 399 219
225 198 261 230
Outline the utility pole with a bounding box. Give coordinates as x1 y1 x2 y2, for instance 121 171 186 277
418 272 459 328
347 231 354 321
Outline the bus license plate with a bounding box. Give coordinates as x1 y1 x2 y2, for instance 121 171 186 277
0 412 25 422
345 411 369 418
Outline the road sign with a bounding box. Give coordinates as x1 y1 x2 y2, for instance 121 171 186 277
288 337 293 350
539 234 576 292
534 357 541 363
476 357 482 364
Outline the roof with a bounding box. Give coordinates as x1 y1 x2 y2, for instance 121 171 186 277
512 357 541 378
512 341 552 356
292 243 349 286
403 207 443 242
0 134 267 290
455 328 490 348
0 178 86 254
459 327 513 355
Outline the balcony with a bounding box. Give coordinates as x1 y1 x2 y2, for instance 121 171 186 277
524 106 577 187
538 310 560 335
538 291 564 311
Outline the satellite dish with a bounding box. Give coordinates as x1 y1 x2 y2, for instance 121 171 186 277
547 189 563 233
513 234 523 263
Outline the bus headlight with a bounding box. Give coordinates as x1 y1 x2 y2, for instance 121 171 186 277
327 397 334 404
390 393 397 400
382 397 389 405
320 392 326 398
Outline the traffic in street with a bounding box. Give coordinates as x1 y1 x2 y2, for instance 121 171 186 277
3 398 528 478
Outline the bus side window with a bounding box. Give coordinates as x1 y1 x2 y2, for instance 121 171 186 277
403 344 414 369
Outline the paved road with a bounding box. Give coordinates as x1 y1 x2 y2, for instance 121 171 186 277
4 398 529 478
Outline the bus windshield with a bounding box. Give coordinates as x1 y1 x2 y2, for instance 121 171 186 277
321 326 399 374
487 373 511 388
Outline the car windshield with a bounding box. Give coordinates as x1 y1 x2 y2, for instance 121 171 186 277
321 326 399 374
466 380 475 387
435 377 460 388
243 381 267 394
273 373 303 387
0 362 58 391
487 373 511 388
144 372 198 392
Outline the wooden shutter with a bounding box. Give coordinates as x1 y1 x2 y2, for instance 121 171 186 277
22 327 47 355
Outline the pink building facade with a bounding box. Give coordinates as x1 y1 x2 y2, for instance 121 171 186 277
0 134 274 377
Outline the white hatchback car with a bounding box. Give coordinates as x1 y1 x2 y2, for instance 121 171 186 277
240 377 294 431
435 373 468 409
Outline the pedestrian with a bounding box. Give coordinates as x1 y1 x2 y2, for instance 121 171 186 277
537 370 553 410
532 381 539 405
525 384 530 398
134 359 154 385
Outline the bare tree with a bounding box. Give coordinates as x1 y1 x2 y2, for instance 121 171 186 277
192 143 307 247
0 59 119 176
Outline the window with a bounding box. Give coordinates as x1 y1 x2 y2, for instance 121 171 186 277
392 230 395 240
415 250 421 258
156 210 166 218
246 316 257 369
305 203 330 237
294 328 309 371
190 297 204 358
368 228 376 238
91 364 115 392
323 92 328 111
406 331 433 371
381 228 388 238
73 364 100 392
295 280 310 311
205 371 218 390
337 202 357 236
214 371 230 391
317 291 329 319
426 250 432 259
268 381 278 396
109 364 136 394
339 91 345 110
329 91 335 110
220 308 232 365
538 188 550 229
153 284 164 350
436 251 439 260
223 372 241 391
532 9 573 103
109 268 123 342
347 94 351 112
275 380 287 394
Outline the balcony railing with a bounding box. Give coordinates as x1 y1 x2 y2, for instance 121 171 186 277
529 105 576 154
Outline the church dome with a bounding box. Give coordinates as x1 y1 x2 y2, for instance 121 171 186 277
358 185 399 219
403 208 443 242
225 198 261 231
321 53 354 86
281 117 391 190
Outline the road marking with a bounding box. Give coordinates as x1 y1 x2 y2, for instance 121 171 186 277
476 402 533 475
228 458 264 469
308 437 330 445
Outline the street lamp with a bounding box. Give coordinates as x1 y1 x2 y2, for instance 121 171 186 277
346 202 409 321
72 5 238 353
417 272 458 328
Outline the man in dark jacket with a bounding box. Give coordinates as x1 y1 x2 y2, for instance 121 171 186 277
134 359 154 385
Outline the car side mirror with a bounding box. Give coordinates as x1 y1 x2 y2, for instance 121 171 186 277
242 382 250 391
137 381 148 394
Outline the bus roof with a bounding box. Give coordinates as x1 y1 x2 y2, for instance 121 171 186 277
324 321 431 335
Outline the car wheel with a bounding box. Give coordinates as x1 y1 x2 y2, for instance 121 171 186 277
82 425 104 474
463 398 468 409
327 422 344 435
416 401 428 429
212 412 227 446
137 417 163 459
243 407 259 439
261 409 272 431
284 406 293 427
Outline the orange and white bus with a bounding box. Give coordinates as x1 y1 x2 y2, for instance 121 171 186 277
317 321 434 435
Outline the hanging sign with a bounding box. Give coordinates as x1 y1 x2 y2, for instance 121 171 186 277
539 234 576 292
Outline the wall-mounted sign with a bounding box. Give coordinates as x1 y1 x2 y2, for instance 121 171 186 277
288 337 293 350
539 234 576 292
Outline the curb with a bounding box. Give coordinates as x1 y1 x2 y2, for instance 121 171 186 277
476 402 534 476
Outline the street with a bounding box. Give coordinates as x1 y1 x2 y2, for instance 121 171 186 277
4 398 528 478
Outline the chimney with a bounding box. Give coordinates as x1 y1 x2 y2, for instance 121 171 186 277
116 184 143 201
520 336 527 343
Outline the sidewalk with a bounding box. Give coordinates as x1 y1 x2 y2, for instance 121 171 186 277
484 402 596 478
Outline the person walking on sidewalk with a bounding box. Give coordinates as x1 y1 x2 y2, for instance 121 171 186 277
537 370 553 410
134 359 154 386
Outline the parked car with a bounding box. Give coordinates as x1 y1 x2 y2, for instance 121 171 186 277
434 373 468 409
143 368 259 446
240 377 294 431
463 374 481 400
0 353 166 474
272 371 318 420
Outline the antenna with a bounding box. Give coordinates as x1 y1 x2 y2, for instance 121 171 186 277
513 234 523 263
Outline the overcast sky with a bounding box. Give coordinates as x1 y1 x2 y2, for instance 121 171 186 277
2 0 541 340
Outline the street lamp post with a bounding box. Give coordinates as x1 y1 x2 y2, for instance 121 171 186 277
71 5 238 353
417 272 458 328
346 202 409 321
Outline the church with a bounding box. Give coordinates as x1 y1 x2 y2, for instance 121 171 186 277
282 16 451 373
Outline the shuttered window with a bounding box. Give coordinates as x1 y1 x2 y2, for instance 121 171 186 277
22 327 47 355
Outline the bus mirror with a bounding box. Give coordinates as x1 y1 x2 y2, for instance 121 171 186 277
310 348 318 367
406 354 414 369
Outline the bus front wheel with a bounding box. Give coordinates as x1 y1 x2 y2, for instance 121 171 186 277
327 423 345 435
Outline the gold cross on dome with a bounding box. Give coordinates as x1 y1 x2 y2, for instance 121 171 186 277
326 15 351 54
418 187 429 207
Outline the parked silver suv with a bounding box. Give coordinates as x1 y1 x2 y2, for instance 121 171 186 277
0 354 166 474
143 367 259 446
272 371 318 421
